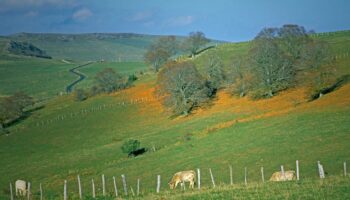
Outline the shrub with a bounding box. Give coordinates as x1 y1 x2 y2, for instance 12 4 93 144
74 89 88 101
121 139 140 154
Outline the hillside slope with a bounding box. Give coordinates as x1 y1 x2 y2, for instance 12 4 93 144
0 30 349 199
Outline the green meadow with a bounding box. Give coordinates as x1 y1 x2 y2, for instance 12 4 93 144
75 61 148 89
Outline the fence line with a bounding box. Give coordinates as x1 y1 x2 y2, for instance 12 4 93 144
4 160 350 199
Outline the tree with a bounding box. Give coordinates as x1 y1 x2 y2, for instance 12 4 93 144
249 37 295 98
230 58 252 97
302 41 336 98
94 68 127 93
157 61 211 115
277 24 310 61
206 53 225 92
144 36 178 72
183 31 210 58
74 89 88 101
248 24 334 99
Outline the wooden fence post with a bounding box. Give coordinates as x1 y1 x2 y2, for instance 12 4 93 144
344 162 347 177
296 160 300 181
77 175 82 199
64 180 67 200
102 174 106 196
121 174 128 196
137 179 140 196
244 167 247 186
209 168 216 188
27 182 31 200
281 165 286 180
91 179 95 198
156 175 161 193
130 186 135 196
113 176 118 197
229 165 233 185
261 167 265 183
197 168 201 189
10 182 14 200
40 183 43 200
317 161 325 179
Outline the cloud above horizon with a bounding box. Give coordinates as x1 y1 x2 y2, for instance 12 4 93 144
72 8 92 21
0 0 350 41
0 0 77 11
166 16 194 27
129 11 153 22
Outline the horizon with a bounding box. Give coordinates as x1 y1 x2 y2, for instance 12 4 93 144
1 0 350 42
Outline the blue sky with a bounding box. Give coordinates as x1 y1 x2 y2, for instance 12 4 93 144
0 0 349 41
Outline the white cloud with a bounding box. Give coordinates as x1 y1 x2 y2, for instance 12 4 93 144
0 0 77 12
143 21 155 27
73 8 92 21
25 11 39 17
166 16 194 27
129 11 153 22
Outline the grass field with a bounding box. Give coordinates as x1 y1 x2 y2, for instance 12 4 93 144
0 56 76 98
0 30 349 199
75 61 149 89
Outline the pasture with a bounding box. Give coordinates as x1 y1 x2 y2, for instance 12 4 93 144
0 56 76 98
74 61 148 89
0 30 350 199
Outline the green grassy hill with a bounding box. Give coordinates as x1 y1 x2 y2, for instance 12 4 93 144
0 30 349 199
5 33 186 62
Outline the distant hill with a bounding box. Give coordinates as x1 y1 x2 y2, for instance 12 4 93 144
5 33 221 62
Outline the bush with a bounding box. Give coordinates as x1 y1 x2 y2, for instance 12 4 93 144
74 89 88 101
121 139 140 154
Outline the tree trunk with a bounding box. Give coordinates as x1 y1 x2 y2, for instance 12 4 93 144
267 90 273 97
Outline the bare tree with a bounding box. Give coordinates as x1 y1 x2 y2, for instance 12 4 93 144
206 53 225 92
144 36 178 72
95 68 127 93
183 32 210 58
157 61 210 115
230 59 252 97
249 37 294 98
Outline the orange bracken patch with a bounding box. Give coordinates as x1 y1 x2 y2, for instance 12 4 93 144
113 83 164 114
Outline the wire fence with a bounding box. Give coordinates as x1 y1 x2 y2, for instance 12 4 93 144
4 159 349 199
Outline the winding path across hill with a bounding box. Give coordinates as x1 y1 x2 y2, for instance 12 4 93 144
66 62 94 93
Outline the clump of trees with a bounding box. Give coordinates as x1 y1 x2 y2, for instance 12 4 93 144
183 31 210 58
246 24 335 99
8 41 52 59
72 68 137 102
153 25 335 117
144 36 178 72
94 68 129 93
0 92 34 133
157 61 212 116
144 32 211 72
